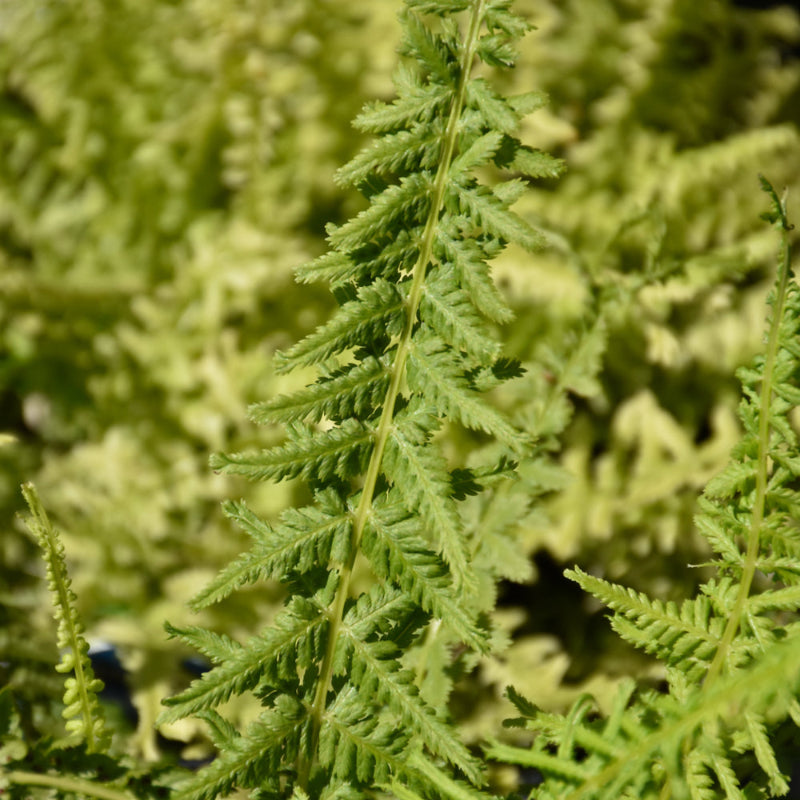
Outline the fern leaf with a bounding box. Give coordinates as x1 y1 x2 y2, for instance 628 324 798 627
567 567 723 672
399 11 457 85
160 594 328 724
275 280 405 372
210 419 374 484
465 78 519 135
450 181 545 251
334 621 483 784
353 80 450 135
190 497 352 610
174 696 307 800
434 226 514 323
449 130 504 179
326 173 433 253
407 333 523 450
336 123 443 188
364 500 486 651
20 483 111 754
165 2 554 795
420 270 501 363
320 686 409 786
165 622 244 665
249 357 391 425
384 403 472 589
498 177 800 800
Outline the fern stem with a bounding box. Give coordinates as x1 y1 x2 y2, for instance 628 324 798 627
3 770 135 800
299 2 487 787
704 198 792 689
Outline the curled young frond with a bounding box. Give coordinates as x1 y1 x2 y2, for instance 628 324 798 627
20 483 111 754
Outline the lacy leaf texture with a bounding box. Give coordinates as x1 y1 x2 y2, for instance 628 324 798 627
160 2 561 798
489 178 800 800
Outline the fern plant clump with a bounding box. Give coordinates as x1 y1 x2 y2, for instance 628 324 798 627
490 178 800 799
159 1 563 798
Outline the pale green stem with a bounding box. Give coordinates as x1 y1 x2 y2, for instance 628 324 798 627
299 1 486 787
4 769 135 800
704 214 791 688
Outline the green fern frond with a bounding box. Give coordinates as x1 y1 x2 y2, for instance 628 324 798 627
494 177 800 799
420 272 501 363
274 280 405 372
319 685 408 786
167 1 552 796
210 419 374 484
161 590 330 724
491 633 800 800
332 626 483 784
385 403 473 589
190 495 352 610
173 696 307 800
248 357 391 425
407 333 523 449
364 500 487 650
20 483 111 754
567 567 723 676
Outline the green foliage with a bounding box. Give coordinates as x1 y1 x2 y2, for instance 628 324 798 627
159 2 554 797
2 486 161 800
490 179 800 799
2 1 800 799
0 0 400 757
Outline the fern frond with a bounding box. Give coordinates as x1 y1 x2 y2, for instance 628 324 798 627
434 226 514 323
160 592 329 724
319 686 408 786
190 495 352 610
20 483 111 754
497 178 800 799
275 280 405 372
364 500 487 651
385 403 472 589
164 622 244 665
335 123 443 188
567 567 723 674
490 634 800 800
173 696 307 800
334 621 483 784
450 181 545 252
167 1 551 795
210 418 374 484
248 357 391 425
407 333 523 449
419 270 501 362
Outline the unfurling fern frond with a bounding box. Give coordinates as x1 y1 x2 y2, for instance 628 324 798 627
490 178 800 799
162 2 560 798
20 482 111 755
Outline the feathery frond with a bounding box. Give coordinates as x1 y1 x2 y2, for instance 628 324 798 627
164 1 552 796
491 178 800 799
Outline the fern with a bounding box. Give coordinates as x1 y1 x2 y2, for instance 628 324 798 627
1 485 145 800
161 2 559 798
19 482 111 755
489 177 800 798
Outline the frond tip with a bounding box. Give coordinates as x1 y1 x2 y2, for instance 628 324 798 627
20 482 111 754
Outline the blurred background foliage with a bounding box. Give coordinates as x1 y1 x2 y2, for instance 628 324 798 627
1 0 799 773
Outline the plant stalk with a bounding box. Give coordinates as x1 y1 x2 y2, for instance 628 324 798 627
298 0 487 787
